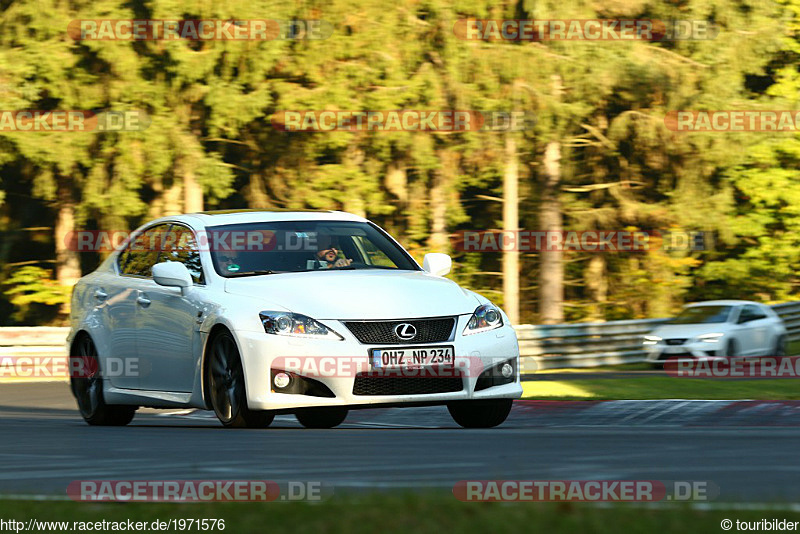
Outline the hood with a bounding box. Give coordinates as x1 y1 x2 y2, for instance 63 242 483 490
224 270 480 320
650 323 731 339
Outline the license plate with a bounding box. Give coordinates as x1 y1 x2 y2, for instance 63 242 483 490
371 346 455 368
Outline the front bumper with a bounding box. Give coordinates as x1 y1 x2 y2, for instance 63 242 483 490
645 339 725 362
233 316 522 411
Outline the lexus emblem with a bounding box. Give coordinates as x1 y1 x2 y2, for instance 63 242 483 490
394 323 417 341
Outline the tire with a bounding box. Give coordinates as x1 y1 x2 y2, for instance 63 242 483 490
725 339 738 358
295 407 348 429
70 334 136 426
208 330 274 428
447 399 513 429
774 335 787 357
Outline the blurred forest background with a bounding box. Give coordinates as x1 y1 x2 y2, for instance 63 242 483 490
0 0 799 326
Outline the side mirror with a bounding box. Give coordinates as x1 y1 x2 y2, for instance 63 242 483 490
152 261 192 295
423 253 452 277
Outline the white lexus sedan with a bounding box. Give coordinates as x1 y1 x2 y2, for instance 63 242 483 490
644 300 787 364
68 210 521 429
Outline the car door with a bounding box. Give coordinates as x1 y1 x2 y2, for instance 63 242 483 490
135 223 205 393
735 305 765 356
102 243 139 389
104 225 169 390
745 304 770 355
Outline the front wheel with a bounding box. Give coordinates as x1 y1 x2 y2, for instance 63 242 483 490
70 335 136 426
208 331 274 428
774 335 787 357
447 399 513 428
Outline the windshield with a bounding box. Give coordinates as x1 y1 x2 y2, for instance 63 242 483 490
208 221 420 277
671 305 732 325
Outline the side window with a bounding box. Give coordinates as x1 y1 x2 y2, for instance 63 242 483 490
121 224 171 277
117 243 132 273
738 305 765 323
161 224 205 284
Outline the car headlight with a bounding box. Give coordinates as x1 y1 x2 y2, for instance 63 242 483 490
259 311 343 340
643 335 662 346
463 304 504 335
696 332 724 343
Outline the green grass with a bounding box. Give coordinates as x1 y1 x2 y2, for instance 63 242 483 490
0 494 797 533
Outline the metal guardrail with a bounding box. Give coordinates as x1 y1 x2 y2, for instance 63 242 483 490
0 327 69 380
2 301 800 377
514 319 669 371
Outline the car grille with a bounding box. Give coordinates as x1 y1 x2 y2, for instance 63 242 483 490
343 317 456 344
665 338 688 346
352 374 463 396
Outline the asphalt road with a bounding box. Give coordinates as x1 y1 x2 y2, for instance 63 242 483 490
2 382 800 503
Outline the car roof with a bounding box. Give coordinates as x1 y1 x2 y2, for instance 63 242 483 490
684 300 764 307
148 210 370 228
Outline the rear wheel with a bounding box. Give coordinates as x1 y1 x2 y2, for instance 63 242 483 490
295 407 348 429
208 331 274 428
70 335 136 426
448 399 513 428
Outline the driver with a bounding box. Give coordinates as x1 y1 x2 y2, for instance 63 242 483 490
315 233 352 269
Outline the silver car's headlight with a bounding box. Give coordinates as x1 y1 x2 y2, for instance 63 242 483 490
259 311 343 340
643 335 662 346
696 332 724 343
463 304 504 335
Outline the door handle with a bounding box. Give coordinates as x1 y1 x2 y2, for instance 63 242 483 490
136 294 151 308
94 289 108 302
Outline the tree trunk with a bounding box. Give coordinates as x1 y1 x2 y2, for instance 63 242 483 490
385 161 408 204
162 180 183 216
428 150 454 252
344 144 366 217
539 74 565 324
539 139 564 324
245 173 270 208
55 176 81 314
585 254 607 321
183 167 203 213
503 135 520 325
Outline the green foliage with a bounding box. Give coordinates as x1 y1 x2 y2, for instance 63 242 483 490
2 266 70 323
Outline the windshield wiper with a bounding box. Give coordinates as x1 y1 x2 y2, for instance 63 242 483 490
225 269 280 278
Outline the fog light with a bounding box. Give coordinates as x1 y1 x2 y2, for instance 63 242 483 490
500 363 513 378
273 372 292 389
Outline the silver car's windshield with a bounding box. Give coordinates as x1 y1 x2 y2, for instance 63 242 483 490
671 305 732 325
208 221 420 277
